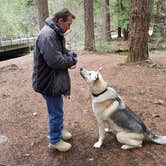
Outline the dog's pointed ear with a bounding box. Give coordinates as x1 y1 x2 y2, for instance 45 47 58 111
95 67 102 80
97 67 102 73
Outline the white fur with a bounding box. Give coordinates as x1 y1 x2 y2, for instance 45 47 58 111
152 136 166 144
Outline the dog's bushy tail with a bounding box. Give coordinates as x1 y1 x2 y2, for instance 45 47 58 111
145 130 166 144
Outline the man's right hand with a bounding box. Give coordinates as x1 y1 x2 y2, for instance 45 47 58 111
70 56 77 69
67 51 78 69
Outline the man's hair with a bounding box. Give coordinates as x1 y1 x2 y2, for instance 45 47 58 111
52 8 75 23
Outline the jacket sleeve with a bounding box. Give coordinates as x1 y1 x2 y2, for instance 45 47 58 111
37 33 74 70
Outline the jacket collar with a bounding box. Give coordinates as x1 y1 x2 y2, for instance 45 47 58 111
45 17 64 36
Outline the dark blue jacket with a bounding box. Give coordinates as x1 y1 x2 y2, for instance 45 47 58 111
32 18 75 96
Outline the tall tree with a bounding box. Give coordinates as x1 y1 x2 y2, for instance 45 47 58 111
103 0 111 41
118 27 122 38
84 0 95 51
127 0 151 62
37 0 49 29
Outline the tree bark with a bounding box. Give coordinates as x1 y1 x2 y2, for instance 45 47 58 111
127 0 151 62
118 27 121 38
84 0 95 51
123 28 129 41
103 0 111 41
37 0 49 30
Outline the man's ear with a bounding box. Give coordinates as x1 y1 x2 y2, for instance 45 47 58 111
58 18 64 24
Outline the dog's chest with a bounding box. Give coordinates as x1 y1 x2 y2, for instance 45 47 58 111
92 99 113 119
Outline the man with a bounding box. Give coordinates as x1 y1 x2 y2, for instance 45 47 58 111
32 8 77 152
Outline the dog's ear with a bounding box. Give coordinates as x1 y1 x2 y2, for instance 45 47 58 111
97 67 102 73
95 67 102 80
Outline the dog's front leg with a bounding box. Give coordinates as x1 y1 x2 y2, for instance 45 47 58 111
94 122 105 148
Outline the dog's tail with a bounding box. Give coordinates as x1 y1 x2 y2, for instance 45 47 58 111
144 130 166 144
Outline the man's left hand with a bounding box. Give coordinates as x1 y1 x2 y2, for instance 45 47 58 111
67 51 77 58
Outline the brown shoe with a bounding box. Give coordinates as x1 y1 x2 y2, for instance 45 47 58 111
48 140 71 152
62 129 72 141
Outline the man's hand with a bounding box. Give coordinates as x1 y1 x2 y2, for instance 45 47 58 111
70 57 77 69
67 51 77 58
67 51 78 69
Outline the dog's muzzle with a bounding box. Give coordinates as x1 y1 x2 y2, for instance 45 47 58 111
80 68 86 79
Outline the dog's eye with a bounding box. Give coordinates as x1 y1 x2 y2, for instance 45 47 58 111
89 73 91 76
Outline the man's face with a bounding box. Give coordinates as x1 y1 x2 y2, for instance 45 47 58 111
58 16 73 33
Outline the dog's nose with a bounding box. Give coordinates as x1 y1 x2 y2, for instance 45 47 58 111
80 68 83 71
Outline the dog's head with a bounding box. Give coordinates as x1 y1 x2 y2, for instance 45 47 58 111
80 67 107 94
80 67 102 84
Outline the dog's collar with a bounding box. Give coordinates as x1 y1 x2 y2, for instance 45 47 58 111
92 88 108 97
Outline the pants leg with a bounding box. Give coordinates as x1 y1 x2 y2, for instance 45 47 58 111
43 95 64 144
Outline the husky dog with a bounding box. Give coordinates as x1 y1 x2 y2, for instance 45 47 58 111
80 67 166 150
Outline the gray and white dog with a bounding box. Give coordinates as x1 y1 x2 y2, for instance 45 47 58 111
80 67 166 150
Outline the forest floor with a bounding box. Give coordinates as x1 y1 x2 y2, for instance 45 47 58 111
0 49 166 166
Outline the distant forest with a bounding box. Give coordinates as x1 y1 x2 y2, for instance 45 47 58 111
0 0 165 55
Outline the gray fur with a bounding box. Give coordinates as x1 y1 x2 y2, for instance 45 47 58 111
110 105 148 134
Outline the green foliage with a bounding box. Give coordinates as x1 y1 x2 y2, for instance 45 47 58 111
0 0 38 39
96 40 120 53
110 0 130 29
155 34 166 49
49 0 82 17
0 0 164 51
93 0 130 40
94 0 103 17
150 0 166 49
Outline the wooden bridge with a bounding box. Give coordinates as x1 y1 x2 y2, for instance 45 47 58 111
0 37 36 60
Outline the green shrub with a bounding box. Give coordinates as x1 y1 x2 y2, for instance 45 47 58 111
95 41 119 53
95 40 129 54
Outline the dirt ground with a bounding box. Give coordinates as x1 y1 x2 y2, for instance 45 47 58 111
0 51 166 166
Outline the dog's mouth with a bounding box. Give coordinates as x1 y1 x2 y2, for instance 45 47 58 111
80 70 86 80
80 68 86 79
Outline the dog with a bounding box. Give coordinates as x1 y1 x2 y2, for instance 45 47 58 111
80 67 166 150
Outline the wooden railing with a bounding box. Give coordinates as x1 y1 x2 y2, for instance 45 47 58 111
0 36 36 52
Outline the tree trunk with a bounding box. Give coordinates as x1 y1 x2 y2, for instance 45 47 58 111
123 28 129 41
37 0 49 30
127 0 151 62
103 0 111 41
84 0 95 51
118 27 121 38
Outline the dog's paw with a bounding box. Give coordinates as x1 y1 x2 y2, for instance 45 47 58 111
121 144 142 150
121 145 131 150
93 141 102 148
104 128 111 133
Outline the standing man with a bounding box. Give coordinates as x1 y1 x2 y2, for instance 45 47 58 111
32 8 77 152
